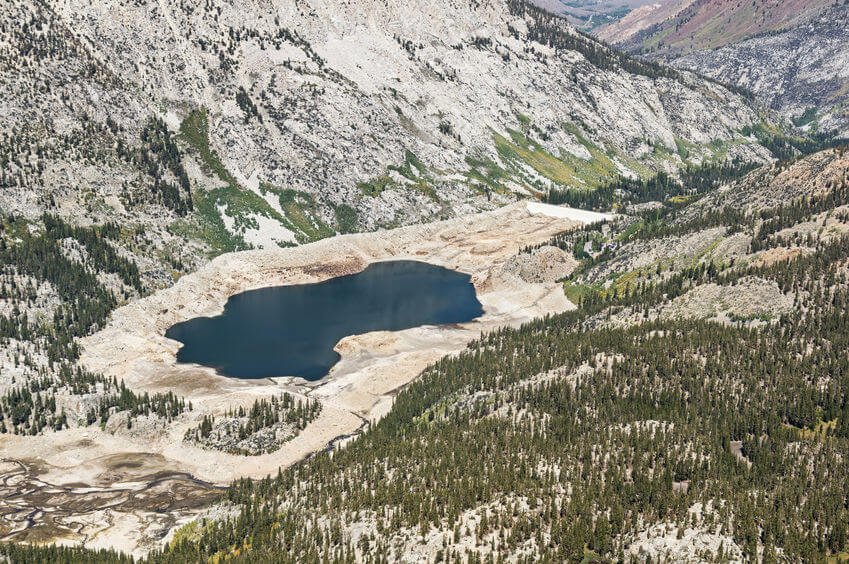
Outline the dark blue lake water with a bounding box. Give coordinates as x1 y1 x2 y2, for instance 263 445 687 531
164 261 483 381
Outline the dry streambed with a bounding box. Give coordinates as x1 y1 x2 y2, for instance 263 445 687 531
0 202 609 554
0 454 220 557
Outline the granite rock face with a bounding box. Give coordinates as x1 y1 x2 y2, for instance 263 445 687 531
672 4 849 138
592 0 849 139
0 0 769 258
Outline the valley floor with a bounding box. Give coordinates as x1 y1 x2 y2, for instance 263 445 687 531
0 201 608 556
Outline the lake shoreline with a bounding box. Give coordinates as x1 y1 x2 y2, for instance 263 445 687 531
165 260 484 381
1 201 610 555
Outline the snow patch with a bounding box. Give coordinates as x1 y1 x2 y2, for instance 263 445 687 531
242 213 297 248
526 202 613 224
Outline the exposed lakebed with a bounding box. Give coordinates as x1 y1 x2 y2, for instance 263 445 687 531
165 261 484 380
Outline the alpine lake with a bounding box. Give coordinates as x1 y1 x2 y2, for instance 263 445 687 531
165 261 484 381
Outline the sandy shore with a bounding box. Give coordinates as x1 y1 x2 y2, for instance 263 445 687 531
0 201 609 554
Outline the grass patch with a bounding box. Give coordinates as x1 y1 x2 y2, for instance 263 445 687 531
175 108 290 253
334 204 358 234
207 185 277 231
493 125 620 192
674 137 695 160
516 112 532 129
792 107 818 128
614 220 647 242
606 268 647 296
563 281 602 304
170 521 202 546
358 151 440 201
179 108 237 186
0 215 31 240
668 194 699 205
464 155 512 194
169 188 250 255
783 418 839 443
688 237 722 268
800 418 838 440
388 150 439 201
389 150 428 181
259 184 334 243
358 175 394 198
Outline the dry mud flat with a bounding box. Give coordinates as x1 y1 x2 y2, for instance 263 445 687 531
1 202 608 554
0 455 221 555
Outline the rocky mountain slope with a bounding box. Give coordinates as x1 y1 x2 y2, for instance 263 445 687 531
594 0 849 137
2 0 771 263
597 0 831 55
673 3 849 137
529 0 661 30
593 0 695 45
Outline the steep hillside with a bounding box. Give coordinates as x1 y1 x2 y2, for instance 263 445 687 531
1 0 771 261
529 0 661 30
594 0 849 137
673 4 849 137
594 0 696 45
598 0 831 55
